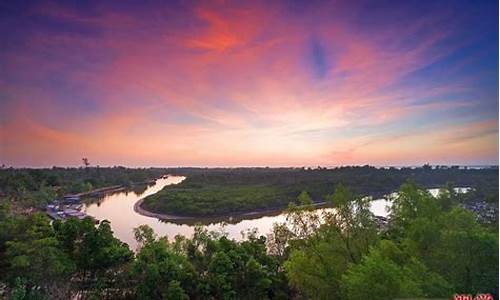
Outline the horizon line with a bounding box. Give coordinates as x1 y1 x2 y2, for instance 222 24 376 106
2 164 498 169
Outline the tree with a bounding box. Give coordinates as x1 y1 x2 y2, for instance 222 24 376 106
283 184 378 299
82 158 90 168
173 226 288 299
432 208 498 295
134 224 157 249
53 218 133 297
285 237 347 299
435 182 459 211
297 191 313 206
5 214 75 299
341 240 451 300
389 182 498 296
388 180 441 240
0 168 498 299
132 238 195 300
267 223 293 260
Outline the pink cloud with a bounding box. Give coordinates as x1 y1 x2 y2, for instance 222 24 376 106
1 1 496 167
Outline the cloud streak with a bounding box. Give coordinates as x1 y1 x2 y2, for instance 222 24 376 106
0 0 497 167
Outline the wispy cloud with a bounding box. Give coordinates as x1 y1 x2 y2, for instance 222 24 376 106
0 0 497 166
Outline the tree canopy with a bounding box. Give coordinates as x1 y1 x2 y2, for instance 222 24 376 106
0 169 497 299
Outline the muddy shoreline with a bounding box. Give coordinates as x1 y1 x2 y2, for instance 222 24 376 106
133 198 331 225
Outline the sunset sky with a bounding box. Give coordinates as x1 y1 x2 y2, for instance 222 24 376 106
1 0 498 167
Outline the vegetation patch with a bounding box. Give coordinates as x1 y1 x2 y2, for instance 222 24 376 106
143 166 499 217
142 184 290 216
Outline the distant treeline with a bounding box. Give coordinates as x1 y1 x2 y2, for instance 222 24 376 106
143 166 499 217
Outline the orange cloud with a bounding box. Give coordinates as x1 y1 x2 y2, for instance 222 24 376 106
1 1 497 167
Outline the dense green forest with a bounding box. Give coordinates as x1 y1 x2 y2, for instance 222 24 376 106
0 166 498 299
143 166 498 217
0 181 497 299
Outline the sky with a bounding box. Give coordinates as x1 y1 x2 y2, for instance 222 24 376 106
0 0 498 167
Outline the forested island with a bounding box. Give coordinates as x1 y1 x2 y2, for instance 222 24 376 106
142 166 499 217
0 166 498 299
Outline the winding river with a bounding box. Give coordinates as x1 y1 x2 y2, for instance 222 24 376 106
83 176 467 250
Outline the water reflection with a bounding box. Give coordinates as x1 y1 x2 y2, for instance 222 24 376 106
83 176 468 250
84 176 323 250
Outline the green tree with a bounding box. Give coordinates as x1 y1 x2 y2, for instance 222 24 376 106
53 218 133 297
5 214 75 299
132 237 195 300
341 240 450 300
389 181 441 236
283 184 378 299
432 208 498 295
389 182 498 296
134 224 157 249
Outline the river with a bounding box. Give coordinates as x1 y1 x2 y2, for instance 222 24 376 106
83 176 468 250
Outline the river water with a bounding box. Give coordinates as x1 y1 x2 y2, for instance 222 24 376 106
83 176 468 250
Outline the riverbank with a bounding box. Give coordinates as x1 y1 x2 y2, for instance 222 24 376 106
72 185 125 197
46 179 162 223
72 179 158 198
134 197 331 224
133 185 476 225
134 198 193 221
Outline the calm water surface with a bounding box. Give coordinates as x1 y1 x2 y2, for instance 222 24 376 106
83 176 466 250
84 176 299 249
